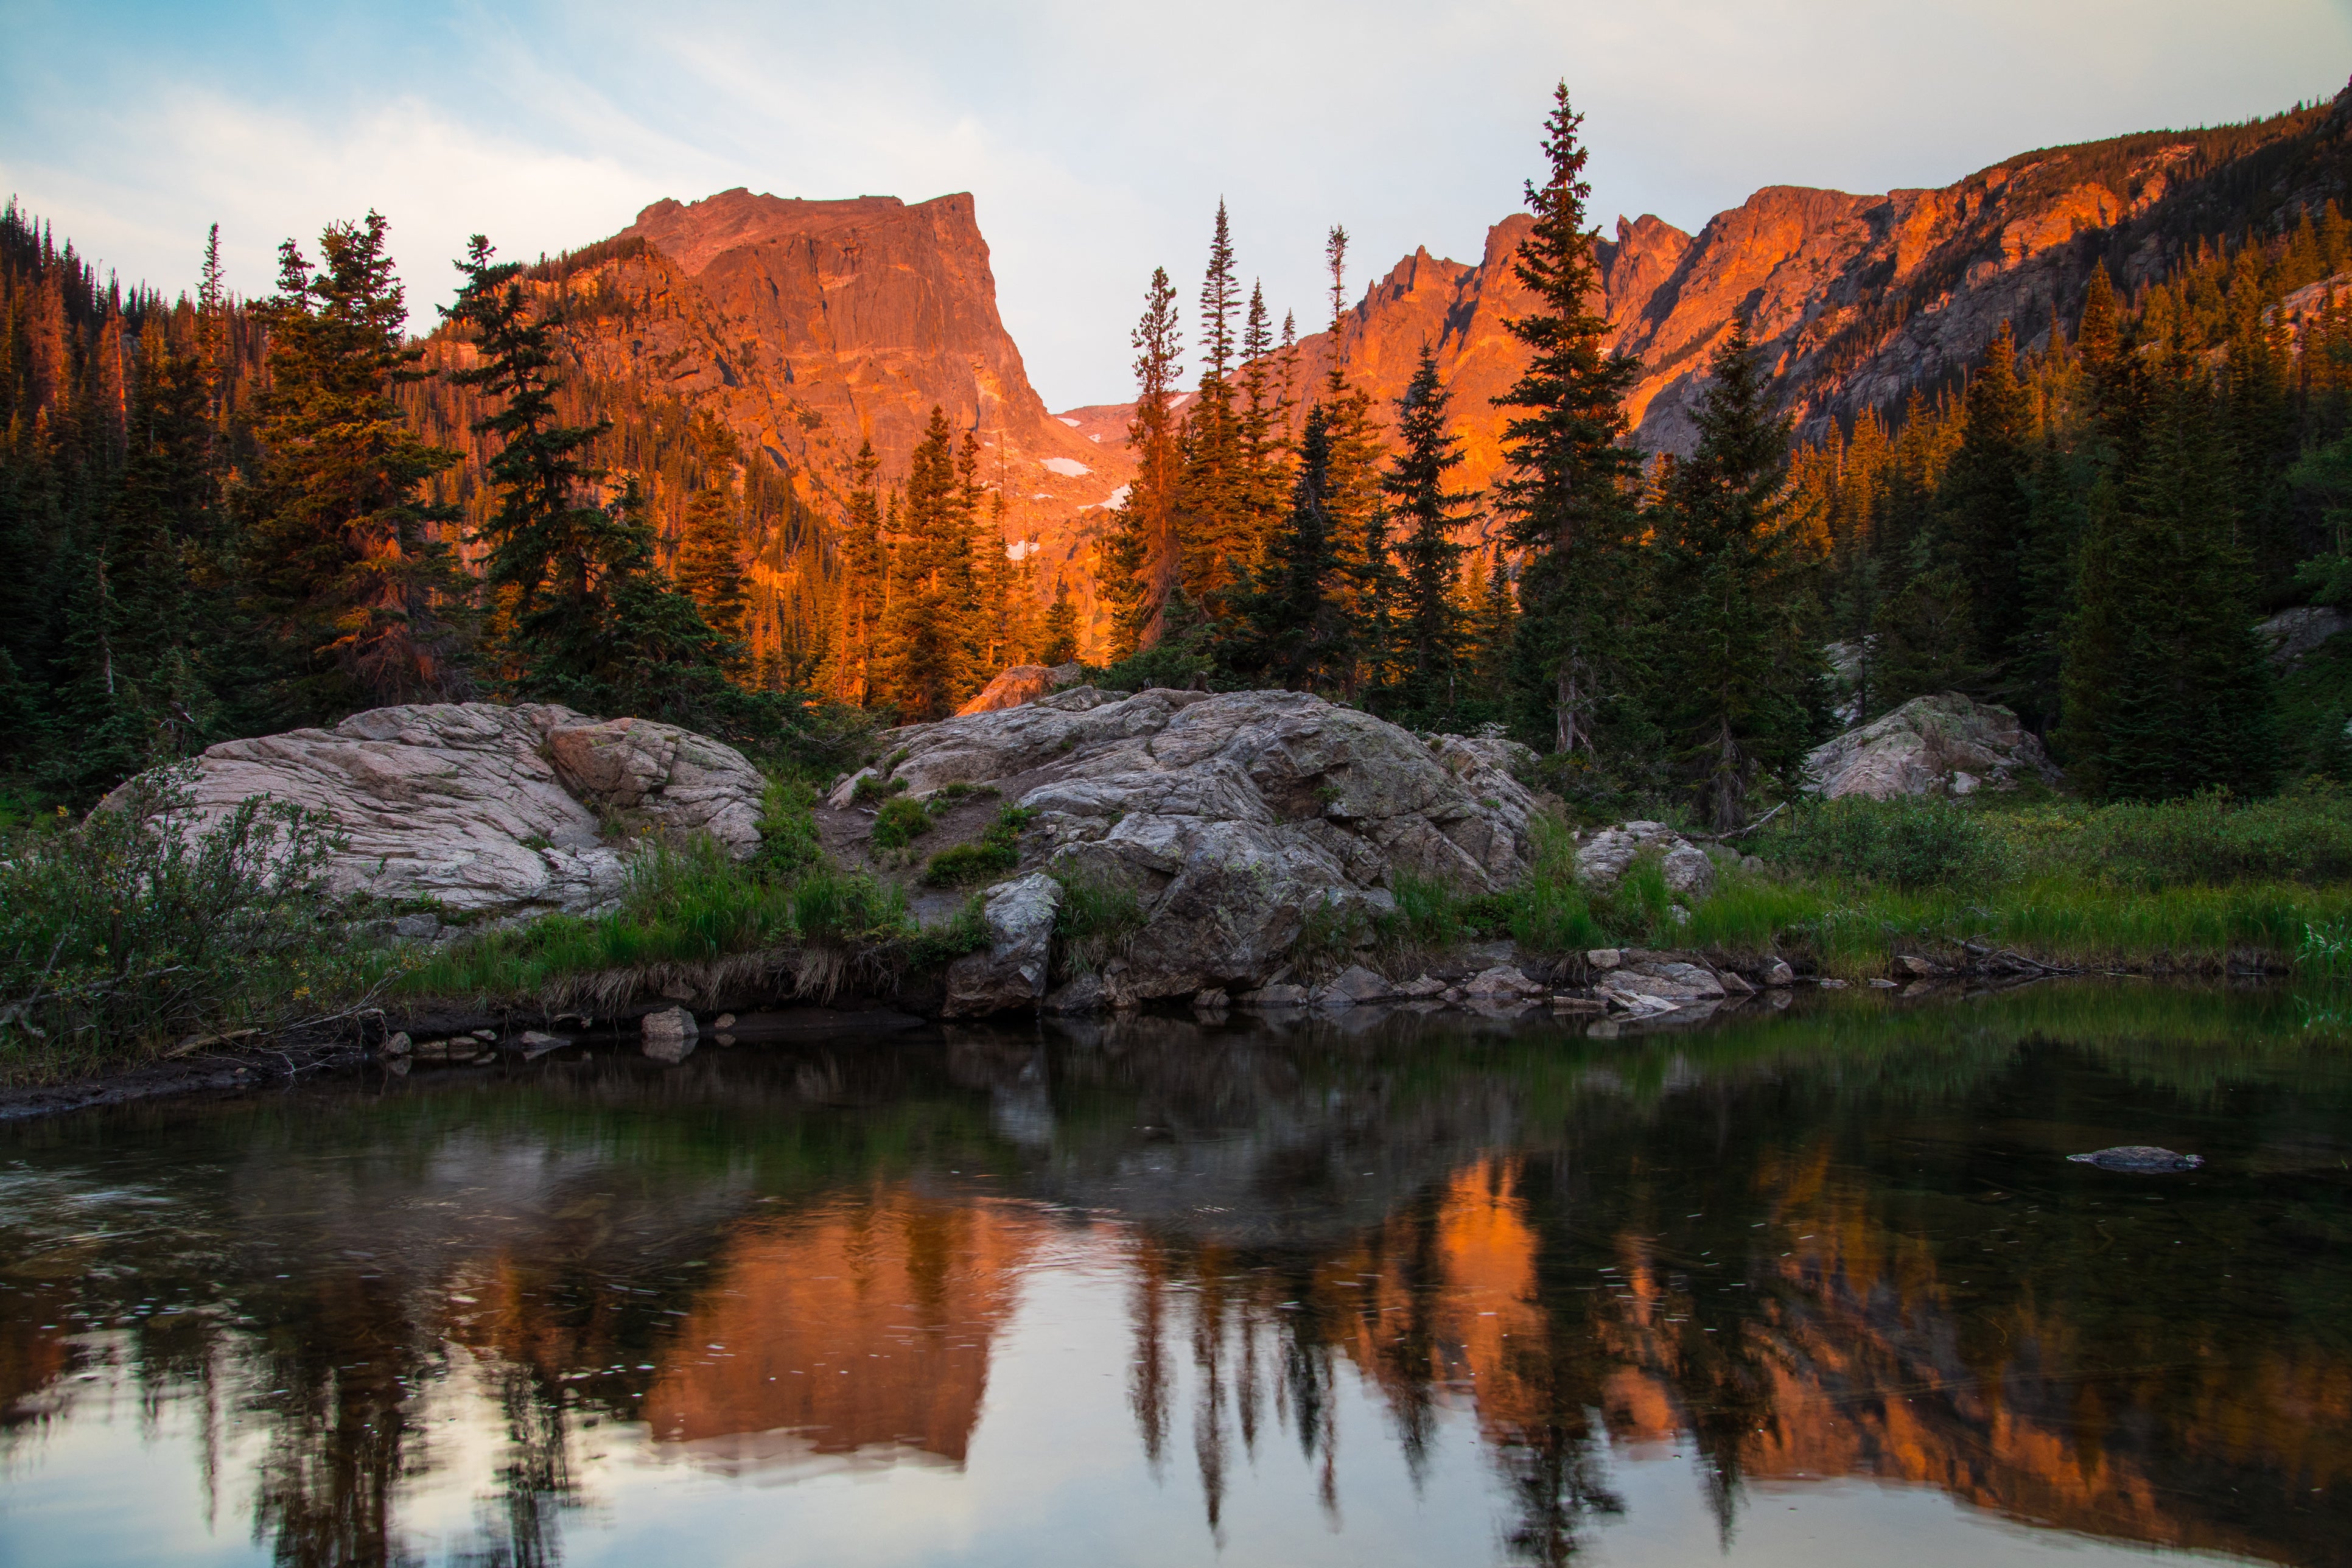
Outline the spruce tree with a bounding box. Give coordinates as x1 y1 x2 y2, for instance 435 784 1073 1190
1317 226 1388 691
1227 408 1348 691
442 237 743 726
1381 345 1472 715
875 408 975 720
1177 203 1251 615
2058 355 2277 799
1102 268 1184 656
1649 318 1825 829
673 415 751 668
1038 576 1080 666
1492 85 1645 753
1941 322 2036 696
247 213 469 719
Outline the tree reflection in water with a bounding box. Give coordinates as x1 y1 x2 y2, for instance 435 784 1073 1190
0 981 2347 1567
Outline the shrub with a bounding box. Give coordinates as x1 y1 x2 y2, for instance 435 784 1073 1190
1760 796 2012 891
850 773 907 807
789 866 910 945
0 769 372 1076
870 795 933 850
751 779 821 878
922 807 1035 887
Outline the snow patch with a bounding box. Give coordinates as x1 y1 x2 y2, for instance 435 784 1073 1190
1088 433 1101 443
1083 483 1133 512
1041 457 1093 477
1007 539 1043 561
1057 416 1081 427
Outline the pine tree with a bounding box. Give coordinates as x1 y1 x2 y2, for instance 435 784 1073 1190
1381 344 1473 715
1234 280 1292 560
1038 576 1080 666
1102 268 1185 656
1491 84 1645 753
1648 318 1825 830
2058 355 2277 800
1317 225 1387 691
444 234 616 691
1227 408 1348 691
443 236 740 725
673 415 751 668
875 407 976 720
1177 203 1251 615
246 213 469 718
1941 322 2037 697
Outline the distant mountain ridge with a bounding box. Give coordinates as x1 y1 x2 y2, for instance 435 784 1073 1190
1078 86 2352 513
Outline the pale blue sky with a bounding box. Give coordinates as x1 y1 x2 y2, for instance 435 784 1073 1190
4 0 2346 407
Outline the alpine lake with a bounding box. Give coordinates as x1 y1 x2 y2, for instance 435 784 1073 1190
2 980 2348 1567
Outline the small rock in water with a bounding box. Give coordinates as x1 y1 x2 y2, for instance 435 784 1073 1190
714 1013 737 1029
2068 1145 2204 1172
641 1006 699 1064
380 1031 412 1057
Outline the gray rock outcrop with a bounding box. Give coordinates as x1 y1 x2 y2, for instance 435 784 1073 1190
858 687 1542 1010
1573 822 1717 900
2256 606 2345 668
108 703 767 922
942 873 1062 1018
1802 692 2059 800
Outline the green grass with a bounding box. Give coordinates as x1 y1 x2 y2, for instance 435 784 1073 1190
1049 870 1146 976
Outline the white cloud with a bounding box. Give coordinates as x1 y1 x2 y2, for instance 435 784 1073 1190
5 0 2343 408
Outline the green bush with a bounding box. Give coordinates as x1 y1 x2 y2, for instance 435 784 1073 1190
921 807 1035 887
1760 796 2012 890
870 795 933 850
751 779 821 878
788 866 910 944
0 768 371 1076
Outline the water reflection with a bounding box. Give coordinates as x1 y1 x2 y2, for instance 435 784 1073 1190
1 983 2347 1566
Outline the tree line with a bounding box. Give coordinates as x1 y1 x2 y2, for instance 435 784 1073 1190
1082 88 2352 824
5 81 2350 817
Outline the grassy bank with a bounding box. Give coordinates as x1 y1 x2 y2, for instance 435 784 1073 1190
1378 786 2352 978
12 760 2352 1086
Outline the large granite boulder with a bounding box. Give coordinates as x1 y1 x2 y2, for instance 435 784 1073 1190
859 687 1542 1007
1803 692 2059 800
105 704 766 921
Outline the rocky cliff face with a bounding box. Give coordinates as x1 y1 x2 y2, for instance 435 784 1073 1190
439 189 1136 642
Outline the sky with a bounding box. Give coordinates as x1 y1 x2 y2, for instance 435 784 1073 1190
4 1 2348 410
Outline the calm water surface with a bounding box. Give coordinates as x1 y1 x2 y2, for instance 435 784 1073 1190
2 984 2349 1567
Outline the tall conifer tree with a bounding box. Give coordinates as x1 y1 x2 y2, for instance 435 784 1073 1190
1381 345 1473 713
1491 85 1644 753
247 212 469 718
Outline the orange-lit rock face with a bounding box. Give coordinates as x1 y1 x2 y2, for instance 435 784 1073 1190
640 1192 1043 1464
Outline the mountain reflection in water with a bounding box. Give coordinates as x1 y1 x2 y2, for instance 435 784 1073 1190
1 982 2348 1567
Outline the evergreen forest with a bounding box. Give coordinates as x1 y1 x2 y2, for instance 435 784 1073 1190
7 82 2352 828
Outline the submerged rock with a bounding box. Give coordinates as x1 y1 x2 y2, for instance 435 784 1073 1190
2067 1145 2205 1172
105 703 766 923
1803 691 2060 800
